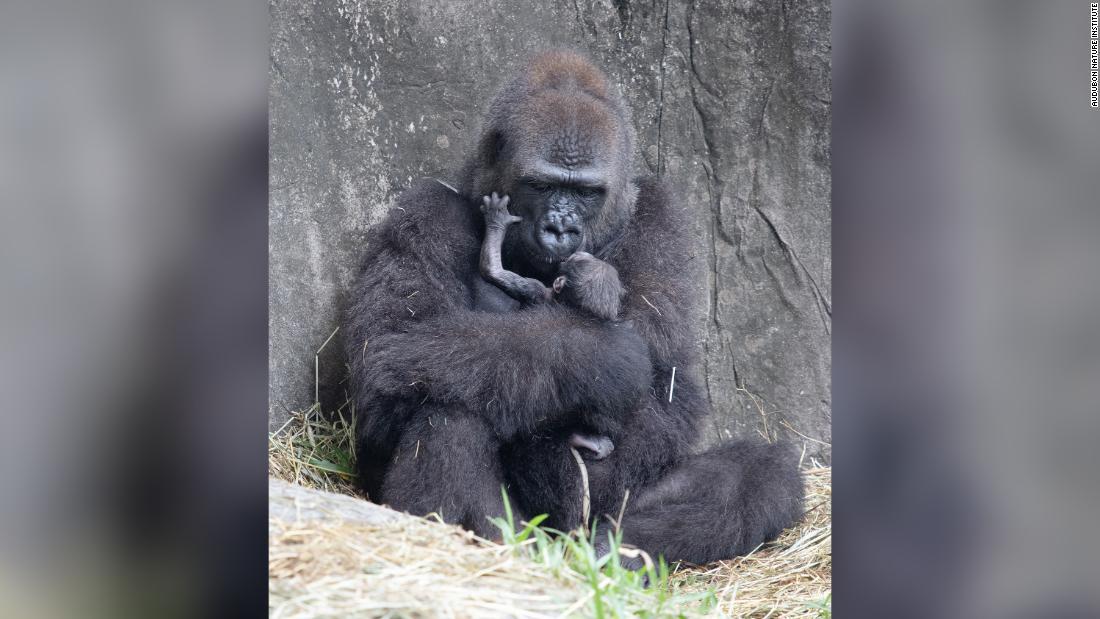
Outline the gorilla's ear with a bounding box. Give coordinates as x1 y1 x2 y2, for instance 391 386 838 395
480 130 506 167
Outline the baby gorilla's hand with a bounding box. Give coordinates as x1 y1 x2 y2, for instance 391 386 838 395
569 432 615 460
480 192 521 230
553 252 624 321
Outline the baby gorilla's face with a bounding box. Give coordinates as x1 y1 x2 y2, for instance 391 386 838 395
552 252 623 321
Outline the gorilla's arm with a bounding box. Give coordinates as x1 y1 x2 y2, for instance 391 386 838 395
357 306 651 440
582 178 711 504
345 182 652 442
609 178 701 370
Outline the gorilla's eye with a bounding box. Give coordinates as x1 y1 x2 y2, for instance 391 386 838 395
577 186 605 199
525 180 552 192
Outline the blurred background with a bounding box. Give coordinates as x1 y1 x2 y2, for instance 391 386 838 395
0 0 267 616
0 0 1097 617
834 0 1100 616
269 0 833 462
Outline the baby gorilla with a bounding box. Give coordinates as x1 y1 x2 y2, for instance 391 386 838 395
480 192 618 461
551 253 623 322
480 192 623 321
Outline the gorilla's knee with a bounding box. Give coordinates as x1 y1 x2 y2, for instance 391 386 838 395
379 409 508 538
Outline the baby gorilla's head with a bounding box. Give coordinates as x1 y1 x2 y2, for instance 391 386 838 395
552 252 623 321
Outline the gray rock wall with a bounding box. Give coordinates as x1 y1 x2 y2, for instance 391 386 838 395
270 0 831 461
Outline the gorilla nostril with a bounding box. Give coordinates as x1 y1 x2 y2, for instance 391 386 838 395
543 222 578 241
540 220 581 253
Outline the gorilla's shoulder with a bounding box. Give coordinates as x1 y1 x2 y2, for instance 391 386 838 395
631 175 690 232
375 178 480 254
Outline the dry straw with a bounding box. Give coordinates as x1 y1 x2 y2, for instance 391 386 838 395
270 513 588 618
670 467 831 617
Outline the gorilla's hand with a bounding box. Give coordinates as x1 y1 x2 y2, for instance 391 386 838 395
569 432 615 460
553 252 624 321
480 193 553 305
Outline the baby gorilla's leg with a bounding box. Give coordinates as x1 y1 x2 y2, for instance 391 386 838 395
569 432 615 460
379 406 509 539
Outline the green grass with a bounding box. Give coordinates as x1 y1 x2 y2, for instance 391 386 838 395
268 402 358 494
490 489 718 619
805 592 832 617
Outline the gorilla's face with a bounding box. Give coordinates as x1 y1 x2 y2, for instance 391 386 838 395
506 160 608 276
487 88 622 280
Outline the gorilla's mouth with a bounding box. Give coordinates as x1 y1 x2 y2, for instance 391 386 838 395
534 248 567 266
538 243 581 266
533 230 584 262
511 232 575 276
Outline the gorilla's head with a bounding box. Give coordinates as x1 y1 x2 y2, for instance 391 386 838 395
460 50 638 279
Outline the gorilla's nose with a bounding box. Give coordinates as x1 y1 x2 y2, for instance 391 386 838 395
538 213 582 257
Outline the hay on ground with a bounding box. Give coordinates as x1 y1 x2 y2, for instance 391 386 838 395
670 467 831 617
269 409 831 617
270 510 587 618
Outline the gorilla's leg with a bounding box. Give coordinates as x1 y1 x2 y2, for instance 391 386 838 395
479 192 551 305
500 427 586 531
597 440 805 568
379 405 508 539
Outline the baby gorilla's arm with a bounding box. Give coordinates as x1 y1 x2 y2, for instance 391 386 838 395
479 194 619 462
479 193 552 305
479 194 624 321
569 432 615 460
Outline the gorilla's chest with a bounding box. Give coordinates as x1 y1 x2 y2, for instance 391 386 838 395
470 275 522 313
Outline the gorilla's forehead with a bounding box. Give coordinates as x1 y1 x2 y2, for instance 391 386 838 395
517 90 616 171
546 126 599 168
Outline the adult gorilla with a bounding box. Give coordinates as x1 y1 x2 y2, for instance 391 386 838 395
345 50 803 565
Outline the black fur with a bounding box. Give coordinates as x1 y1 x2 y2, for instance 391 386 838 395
593 440 805 568
554 252 624 321
344 50 804 565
